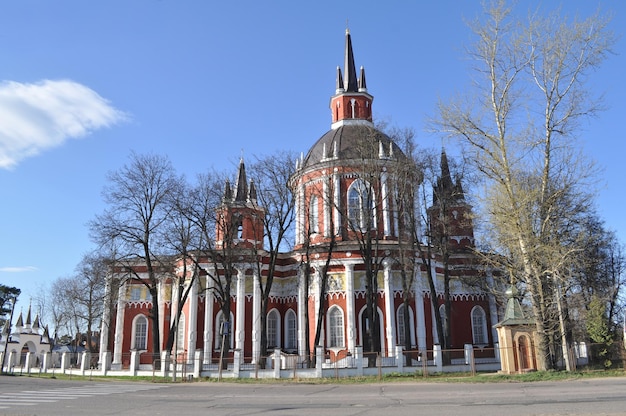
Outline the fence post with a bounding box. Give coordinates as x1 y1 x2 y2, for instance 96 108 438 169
315 346 323 378
464 344 475 376
273 349 281 379
7 351 16 373
25 352 34 374
233 349 241 378
356 346 363 376
433 345 442 372
396 346 404 373
100 351 110 375
61 352 69 373
194 350 203 379
129 351 138 376
464 344 472 365
42 352 50 372
160 351 169 378
81 351 91 375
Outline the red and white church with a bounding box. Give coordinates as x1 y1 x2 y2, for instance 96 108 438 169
98 30 498 372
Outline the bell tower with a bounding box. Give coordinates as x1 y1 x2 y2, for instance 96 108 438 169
329 29 373 128
428 150 475 249
215 158 265 250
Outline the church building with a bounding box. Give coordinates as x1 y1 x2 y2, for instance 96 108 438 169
99 30 498 371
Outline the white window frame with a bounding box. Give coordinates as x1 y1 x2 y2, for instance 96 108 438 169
176 312 185 351
285 309 297 351
266 309 281 349
347 179 375 231
214 310 235 350
396 304 415 347
327 306 345 348
309 195 320 234
471 306 488 345
132 314 148 351
438 304 448 338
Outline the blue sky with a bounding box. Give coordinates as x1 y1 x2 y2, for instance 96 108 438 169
1 1 624 319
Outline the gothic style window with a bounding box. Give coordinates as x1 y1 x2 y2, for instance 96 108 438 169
471 306 488 345
327 306 345 348
133 315 148 350
215 311 234 350
397 304 410 346
176 313 185 350
438 304 448 339
309 195 319 234
285 310 297 351
397 305 406 346
347 179 375 231
267 309 280 348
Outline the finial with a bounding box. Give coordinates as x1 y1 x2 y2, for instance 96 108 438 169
346 19 349 34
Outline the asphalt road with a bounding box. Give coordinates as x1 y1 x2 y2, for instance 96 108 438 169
1 374 626 415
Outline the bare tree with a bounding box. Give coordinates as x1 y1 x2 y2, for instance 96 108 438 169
296 181 337 367
181 169 243 364
90 152 181 359
383 126 421 359
73 252 108 352
338 126 402 365
433 0 615 369
47 253 107 357
248 151 297 361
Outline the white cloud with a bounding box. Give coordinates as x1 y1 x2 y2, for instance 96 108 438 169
0 79 127 169
0 266 38 273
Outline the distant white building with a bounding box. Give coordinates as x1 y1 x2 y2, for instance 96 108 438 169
0 305 51 371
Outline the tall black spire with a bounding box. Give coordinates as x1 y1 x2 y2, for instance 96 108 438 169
234 158 248 202
343 29 358 92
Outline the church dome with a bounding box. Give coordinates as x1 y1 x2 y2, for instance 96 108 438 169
300 124 407 170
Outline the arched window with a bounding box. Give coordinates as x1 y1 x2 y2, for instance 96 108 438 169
471 306 488 345
309 195 319 234
347 179 375 231
327 306 345 348
396 304 414 347
267 309 280 348
176 313 185 350
438 304 448 339
214 311 234 350
285 309 297 351
132 315 148 350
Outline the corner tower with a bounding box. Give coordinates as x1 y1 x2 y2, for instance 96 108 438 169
428 150 475 249
216 158 265 250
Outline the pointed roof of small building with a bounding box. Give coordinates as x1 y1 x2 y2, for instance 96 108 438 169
495 285 534 327
25 305 32 326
